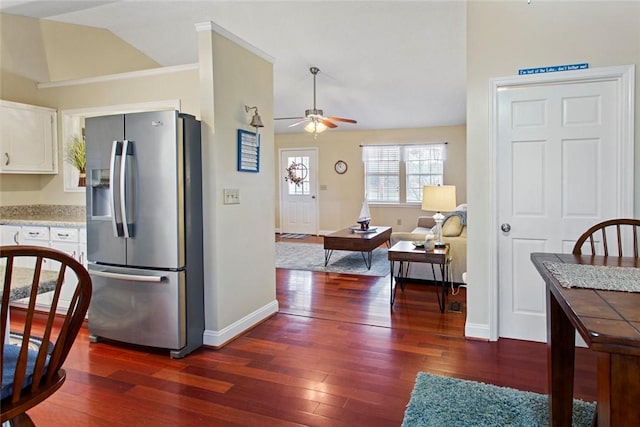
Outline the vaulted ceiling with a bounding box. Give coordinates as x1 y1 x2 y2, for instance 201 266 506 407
0 1 466 134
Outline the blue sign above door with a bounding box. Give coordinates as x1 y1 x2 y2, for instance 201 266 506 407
519 63 588 75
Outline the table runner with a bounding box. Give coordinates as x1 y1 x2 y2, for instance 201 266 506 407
543 261 640 292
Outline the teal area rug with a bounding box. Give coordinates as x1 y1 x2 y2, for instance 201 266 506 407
275 242 389 277
402 372 596 427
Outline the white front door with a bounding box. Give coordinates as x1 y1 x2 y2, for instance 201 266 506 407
280 148 318 235
495 67 634 342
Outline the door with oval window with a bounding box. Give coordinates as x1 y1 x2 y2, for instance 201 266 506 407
279 148 318 235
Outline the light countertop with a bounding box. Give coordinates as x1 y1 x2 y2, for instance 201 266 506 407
0 204 85 228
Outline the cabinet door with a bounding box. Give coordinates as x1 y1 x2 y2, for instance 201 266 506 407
50 240 81 303
79 228 87 267
0 225 21 245
0 100 58 174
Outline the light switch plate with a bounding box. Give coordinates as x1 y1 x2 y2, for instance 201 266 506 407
223 188 240 204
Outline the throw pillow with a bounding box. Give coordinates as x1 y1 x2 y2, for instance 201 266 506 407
442 215 463 237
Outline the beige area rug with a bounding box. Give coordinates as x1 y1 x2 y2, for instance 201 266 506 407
275 242 390 277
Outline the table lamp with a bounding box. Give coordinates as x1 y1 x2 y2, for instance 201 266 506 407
422 185 456 248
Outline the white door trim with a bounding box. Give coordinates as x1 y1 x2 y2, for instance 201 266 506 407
278 147 320 235
487 64 635 341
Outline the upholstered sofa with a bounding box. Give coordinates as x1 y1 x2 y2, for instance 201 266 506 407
390 211 467 284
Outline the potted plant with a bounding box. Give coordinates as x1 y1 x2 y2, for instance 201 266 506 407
65 134 86 187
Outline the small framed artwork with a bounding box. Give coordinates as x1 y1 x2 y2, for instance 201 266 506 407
237 129 260 172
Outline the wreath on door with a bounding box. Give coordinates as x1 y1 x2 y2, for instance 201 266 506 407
284 162 308 187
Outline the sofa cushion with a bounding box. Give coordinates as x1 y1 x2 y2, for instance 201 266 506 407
442 215 463 237
417 216 436 229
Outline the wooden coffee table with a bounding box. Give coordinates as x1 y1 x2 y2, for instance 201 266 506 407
323 226 392 270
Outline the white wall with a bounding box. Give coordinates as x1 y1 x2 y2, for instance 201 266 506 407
197 23 277 346
466 1 640 339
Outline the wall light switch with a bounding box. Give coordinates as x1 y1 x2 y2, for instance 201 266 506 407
223 188 240 204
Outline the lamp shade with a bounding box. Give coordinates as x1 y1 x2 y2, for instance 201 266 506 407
422 185 456 212
304 120 327 134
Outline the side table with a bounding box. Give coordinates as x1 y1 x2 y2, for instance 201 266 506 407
388 241 450 313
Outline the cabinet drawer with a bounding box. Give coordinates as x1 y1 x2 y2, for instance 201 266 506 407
51 227 79 243
21 226 49 241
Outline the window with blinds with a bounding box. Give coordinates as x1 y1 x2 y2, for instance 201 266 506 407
363 146 400 203
363 144 445 204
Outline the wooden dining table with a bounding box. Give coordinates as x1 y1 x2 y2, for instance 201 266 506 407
531 252 640 427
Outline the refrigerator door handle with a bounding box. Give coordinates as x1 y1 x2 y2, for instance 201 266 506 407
120 139 131 238
109 140 123 237
89 269 165 283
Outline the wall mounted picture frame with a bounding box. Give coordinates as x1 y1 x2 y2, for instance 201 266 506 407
237 129 259 173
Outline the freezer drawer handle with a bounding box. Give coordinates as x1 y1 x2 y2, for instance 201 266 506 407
90 270 165 283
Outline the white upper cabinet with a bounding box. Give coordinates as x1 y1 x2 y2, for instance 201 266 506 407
0 100 58 174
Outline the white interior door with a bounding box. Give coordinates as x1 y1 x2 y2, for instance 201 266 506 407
280 148 318 235
496 70 634 342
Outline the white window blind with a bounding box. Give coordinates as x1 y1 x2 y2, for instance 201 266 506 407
363 144 445 204
363 146 400 203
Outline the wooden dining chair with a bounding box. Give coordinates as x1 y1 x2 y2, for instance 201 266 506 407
1 245 92 426
572 218 640 257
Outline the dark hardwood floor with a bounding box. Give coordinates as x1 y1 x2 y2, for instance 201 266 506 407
13 234 597 426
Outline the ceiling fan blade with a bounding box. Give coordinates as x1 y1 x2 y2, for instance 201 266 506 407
326 117 357 124
287 119 309 128
274 116 305 121
320 118 338 128
284 67 357 131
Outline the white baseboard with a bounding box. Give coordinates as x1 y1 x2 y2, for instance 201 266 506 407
465 321 491 341
203 299 279 348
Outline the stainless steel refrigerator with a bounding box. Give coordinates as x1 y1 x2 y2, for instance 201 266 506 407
85 110 204 358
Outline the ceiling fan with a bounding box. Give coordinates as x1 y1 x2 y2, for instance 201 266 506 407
276 66 357 134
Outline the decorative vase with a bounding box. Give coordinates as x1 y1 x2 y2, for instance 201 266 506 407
424 237 435 252
78 171 86 187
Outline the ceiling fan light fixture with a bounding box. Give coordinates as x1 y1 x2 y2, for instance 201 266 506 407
274 66 356 133
304 120 327 134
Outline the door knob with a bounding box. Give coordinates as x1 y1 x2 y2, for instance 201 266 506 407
501 223 511 232
311 195 316 199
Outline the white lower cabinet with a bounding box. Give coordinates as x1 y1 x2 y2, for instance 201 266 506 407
1 224 86 312
1 225 21 245
50 227 85 305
